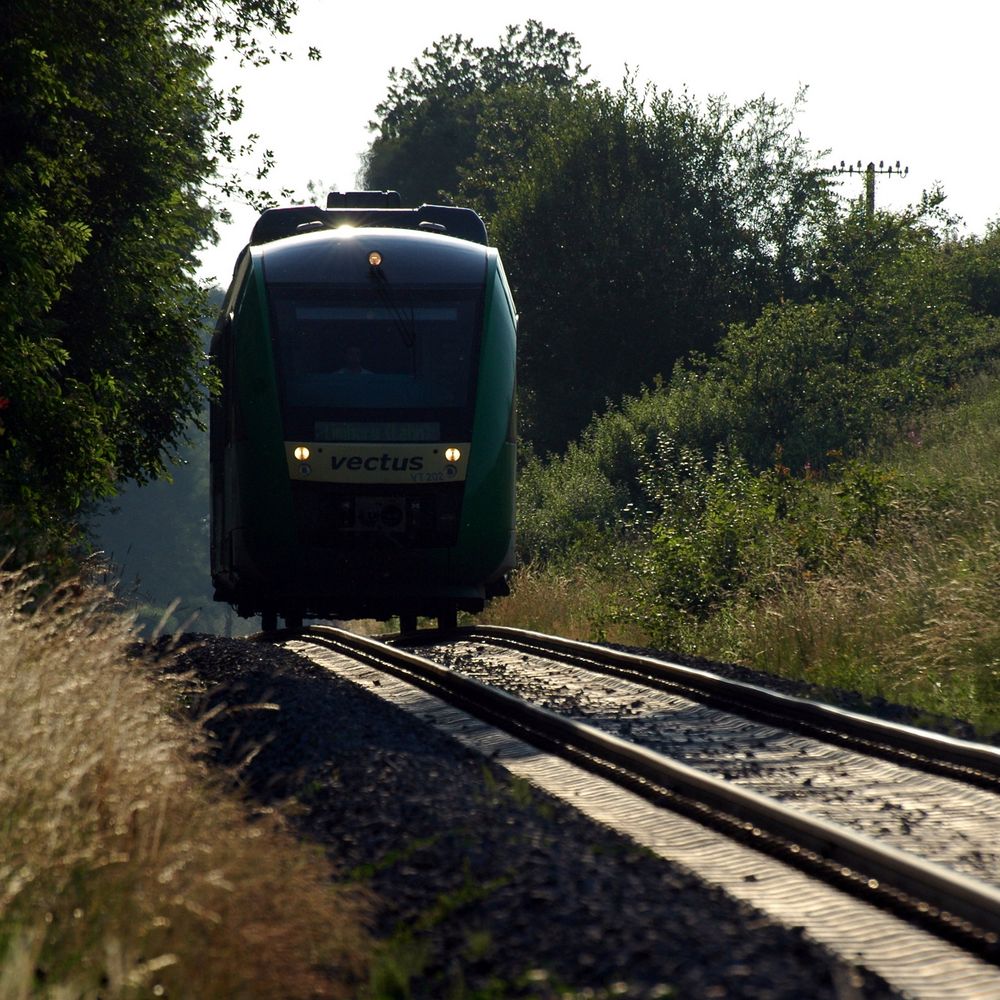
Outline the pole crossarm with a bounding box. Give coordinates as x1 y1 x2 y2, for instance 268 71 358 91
826 160 910 220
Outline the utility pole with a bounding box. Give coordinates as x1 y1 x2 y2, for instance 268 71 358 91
830 160 909 221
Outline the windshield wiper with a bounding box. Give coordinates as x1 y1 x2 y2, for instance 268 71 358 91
369 266 415 349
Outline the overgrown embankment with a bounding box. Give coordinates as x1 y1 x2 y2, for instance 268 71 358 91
0 574 369 997
486 210 1000 736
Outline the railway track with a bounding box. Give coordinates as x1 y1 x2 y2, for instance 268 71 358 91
410 625 1000 791
280 627 1000 992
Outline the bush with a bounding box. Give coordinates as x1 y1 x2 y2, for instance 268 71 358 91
920 222 1000 319
516 446 624 564
515 201 1000 574
619 437 899 646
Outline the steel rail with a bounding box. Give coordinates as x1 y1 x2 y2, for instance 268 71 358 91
299 625 1000 957
404 624 1000 789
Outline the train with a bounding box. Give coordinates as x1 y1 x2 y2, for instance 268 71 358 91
209 191 517 632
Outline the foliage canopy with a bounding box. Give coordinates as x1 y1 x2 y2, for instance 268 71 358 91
363 27 835 451
515 199 1000 623
361 21 591 206
491 83 834 450
0 0 301 561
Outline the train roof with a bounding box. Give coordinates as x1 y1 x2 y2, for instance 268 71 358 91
250 191 488 247
256 225 491 286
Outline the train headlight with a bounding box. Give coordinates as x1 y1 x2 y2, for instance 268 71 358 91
445 447 462 463
294 446 310 461
368 250 383 268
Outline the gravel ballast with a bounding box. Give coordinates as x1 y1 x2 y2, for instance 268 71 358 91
419 640 1000 887
148 635 904 999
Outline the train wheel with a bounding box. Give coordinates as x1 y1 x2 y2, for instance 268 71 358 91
261 609 278 632
437 607 458 632
283 612 303 632
399 612 418 635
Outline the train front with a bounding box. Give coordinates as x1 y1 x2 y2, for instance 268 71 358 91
211 219 516 630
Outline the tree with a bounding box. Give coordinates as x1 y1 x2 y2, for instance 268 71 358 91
363 33 833 452
489 83 834 452
0 0 304 563
360 21 590 206
666 195 1000 473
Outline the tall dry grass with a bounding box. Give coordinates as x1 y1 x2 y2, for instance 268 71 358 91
711 508 1000 732
700 384 1000 732
0 571 369 998
692 530 1000 737
478 566 651 647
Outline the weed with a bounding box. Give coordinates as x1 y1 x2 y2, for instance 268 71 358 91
349 834 444 881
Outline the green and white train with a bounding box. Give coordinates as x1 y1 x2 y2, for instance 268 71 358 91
210 192 517 632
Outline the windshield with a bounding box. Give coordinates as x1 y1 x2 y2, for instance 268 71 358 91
268 284 483 442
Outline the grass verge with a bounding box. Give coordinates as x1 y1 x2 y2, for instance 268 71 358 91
0 570 370 997
488 379 1000 738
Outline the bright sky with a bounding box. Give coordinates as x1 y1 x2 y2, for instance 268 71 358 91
199 0 998 287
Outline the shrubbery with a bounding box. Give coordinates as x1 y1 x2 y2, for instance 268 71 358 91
629 448 899 648
0 0 307 570
515 200 1000 653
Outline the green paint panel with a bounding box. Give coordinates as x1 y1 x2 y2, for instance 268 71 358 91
233 257 296 559
454 255 517 580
